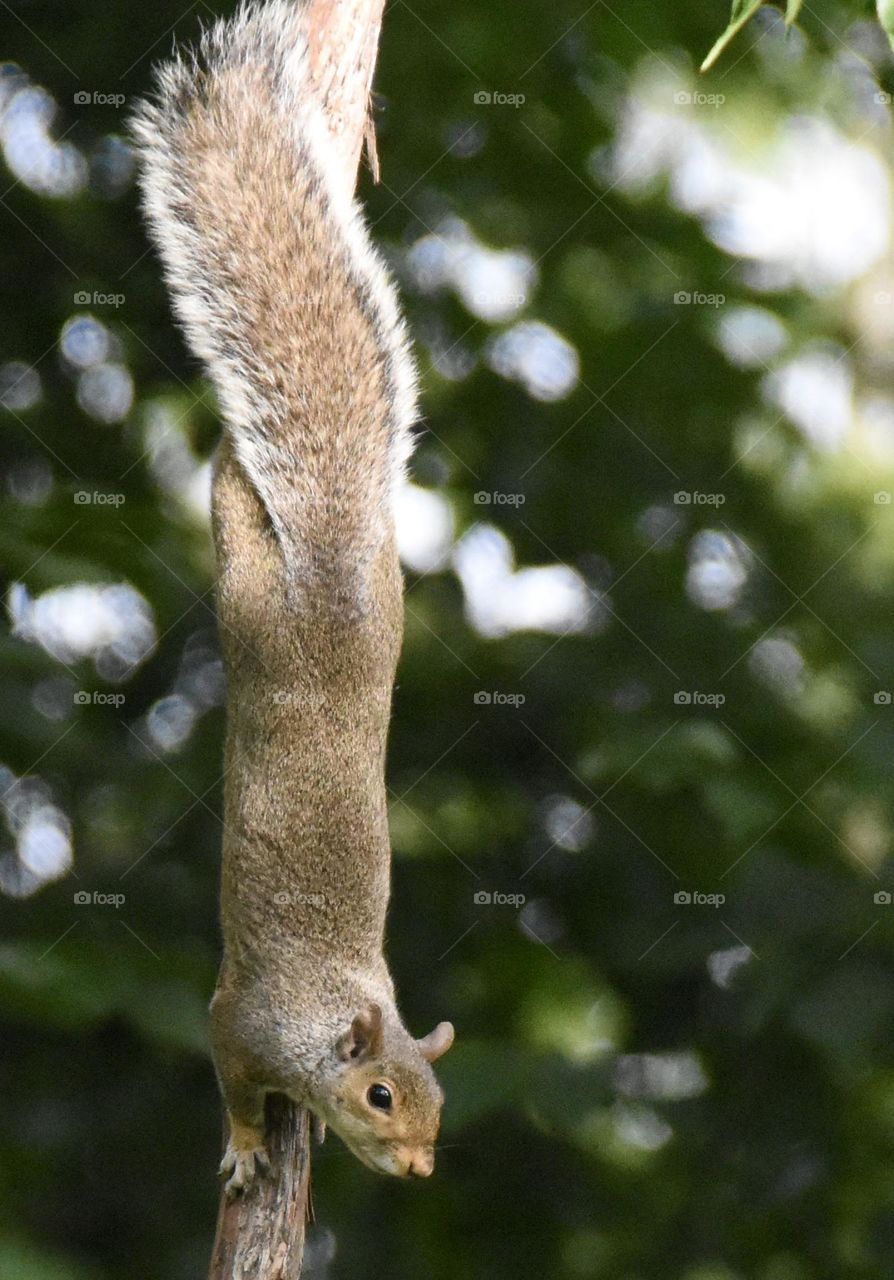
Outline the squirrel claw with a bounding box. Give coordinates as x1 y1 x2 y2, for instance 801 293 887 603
312 1115 326 1144
220 1136 271 1196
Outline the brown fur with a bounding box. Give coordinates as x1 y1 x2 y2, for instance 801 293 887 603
132 2 452 1192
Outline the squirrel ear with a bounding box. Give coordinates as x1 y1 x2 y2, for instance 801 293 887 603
337 1002 384 1063
416 1021 454 1063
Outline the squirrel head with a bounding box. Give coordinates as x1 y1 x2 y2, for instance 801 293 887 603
315 1002 454 1177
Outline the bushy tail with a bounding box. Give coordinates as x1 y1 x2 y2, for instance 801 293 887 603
131 1 417 595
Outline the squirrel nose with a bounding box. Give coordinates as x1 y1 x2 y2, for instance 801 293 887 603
407 1150 434 1178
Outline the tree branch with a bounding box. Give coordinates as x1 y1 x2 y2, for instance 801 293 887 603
305 0 387 191
207 2 387 1276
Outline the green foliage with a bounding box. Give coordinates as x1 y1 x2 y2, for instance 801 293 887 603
703 1 871 67
701 0 766 71
2 1 894 1279
878 0 894 51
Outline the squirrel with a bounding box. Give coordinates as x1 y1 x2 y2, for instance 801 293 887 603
131 0 454 1194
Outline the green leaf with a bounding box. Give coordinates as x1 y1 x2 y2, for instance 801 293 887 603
878 0 894 52
791 963 894 1066
0 940 212 1054
701 0 764 72
786 0 804 23
0 1239 98 1280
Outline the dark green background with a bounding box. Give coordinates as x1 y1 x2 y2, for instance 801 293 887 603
2 1 894 1277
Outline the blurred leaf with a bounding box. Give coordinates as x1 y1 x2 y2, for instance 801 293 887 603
791 963 894 1066
878 0 894 51
0 1240 98 1280
0 940 210 1054
701 0 764 70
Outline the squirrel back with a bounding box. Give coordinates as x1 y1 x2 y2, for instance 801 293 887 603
132 0 453 1192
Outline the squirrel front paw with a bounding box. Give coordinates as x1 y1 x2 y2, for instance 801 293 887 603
219 1122 271 1196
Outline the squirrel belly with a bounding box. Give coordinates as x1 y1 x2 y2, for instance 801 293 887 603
132 0 453 1193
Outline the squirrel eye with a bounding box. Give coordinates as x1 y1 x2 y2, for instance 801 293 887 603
367 1083 392 1110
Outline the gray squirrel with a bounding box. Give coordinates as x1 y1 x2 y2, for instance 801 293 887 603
132 0 454 1195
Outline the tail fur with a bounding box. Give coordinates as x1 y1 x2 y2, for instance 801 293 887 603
131 1 418 598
